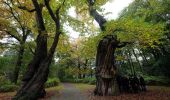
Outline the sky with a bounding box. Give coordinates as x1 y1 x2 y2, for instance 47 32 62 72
0 0 133 43
67 0 133 39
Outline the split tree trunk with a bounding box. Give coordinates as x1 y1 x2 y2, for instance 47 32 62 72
13 0 62 99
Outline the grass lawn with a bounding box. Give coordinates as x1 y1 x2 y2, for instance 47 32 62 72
73 83 95 91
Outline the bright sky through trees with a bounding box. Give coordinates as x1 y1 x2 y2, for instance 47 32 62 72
68 0 133 39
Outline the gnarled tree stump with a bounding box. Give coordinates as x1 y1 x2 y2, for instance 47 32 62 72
94 35 127 96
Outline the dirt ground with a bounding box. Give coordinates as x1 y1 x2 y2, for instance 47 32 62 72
87 88 170 100
0 84 170 100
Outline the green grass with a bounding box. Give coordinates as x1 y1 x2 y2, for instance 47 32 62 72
148 86 170 91
73 83 95 91
46 84 64 92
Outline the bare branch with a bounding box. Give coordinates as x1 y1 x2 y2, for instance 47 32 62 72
117 42 132 48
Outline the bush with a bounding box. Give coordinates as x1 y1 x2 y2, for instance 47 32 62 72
60 78 74 83
88 78 96 85
0 84 18 92
61 77 96 85
45 78 60 88
0 76 18 92
144 76 170 86
81 78 96 85
74 79 84 83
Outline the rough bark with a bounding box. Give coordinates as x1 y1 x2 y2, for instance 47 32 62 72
87 0 129 96
13 31 60 100
18 1 48 98
95 36 117 96
13 0 63 99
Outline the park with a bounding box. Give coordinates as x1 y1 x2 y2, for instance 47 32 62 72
0 0 170 100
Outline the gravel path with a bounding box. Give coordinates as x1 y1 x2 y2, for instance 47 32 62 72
50 83 88 100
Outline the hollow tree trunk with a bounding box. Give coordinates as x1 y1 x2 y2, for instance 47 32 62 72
87 0 129 96
95 38 117 96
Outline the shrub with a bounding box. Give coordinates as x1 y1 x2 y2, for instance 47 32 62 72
144 76 170 86
0 76 18 92
88 78 96 85
0 84 18 92
74 79 84 83
45 78 60 88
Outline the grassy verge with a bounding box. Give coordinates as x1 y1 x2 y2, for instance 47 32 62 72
73 83 95 91
148 86 170 91
46 84 64 92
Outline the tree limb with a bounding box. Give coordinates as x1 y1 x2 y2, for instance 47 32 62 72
18 6 36 12
28 44 35 55
3 1 25 32
32 0 46 31
87 0 107 31
5 30 21 42
117 42 132 48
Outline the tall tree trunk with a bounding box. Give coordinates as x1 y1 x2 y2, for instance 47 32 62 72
12 43 25 84
83 59 88 78
78 61 81 79
13 0 63 99
13 32 60 100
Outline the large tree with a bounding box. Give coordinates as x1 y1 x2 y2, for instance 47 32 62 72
13 0 65 99
87 0 128 96
0 0 33 83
